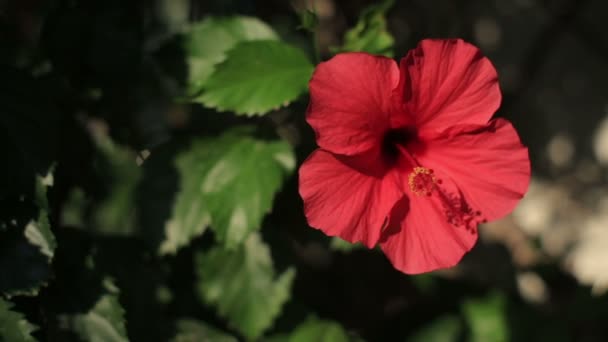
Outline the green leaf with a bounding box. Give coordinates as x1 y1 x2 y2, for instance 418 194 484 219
200 40 314 115
330 237 364 253
162 128 294 253
0 298 37 342
60 278 128 342
410 274 438 294
462 293 508 342
61 187 87 227
0 170 56 296
408 315 461 342
27 169 57 259
264 317 353 342
332 0 395 57
92 136 141 236
171 319 238 342
185 16 278 96
195 233 296 340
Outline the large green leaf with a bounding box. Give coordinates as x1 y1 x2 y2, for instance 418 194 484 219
162 128 294 253
171 319 238 342
185 16 278 96
0 299 37 342
59 278 128 342
200 40 314 115
332 0 394 57
0 171 56 296
195 233 295 340
462 293 508 342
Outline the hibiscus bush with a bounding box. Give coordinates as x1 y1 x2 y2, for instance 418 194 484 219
2 0 608 341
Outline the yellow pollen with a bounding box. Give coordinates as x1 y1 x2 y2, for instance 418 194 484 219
408 167 437 196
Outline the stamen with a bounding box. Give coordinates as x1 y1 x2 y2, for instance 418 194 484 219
408 167 437 196
438 190 483 235
408 165 485 235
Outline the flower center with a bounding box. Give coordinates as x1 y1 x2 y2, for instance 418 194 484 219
382 127 417 162
408 167 437 196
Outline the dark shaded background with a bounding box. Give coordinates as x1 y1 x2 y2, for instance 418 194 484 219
2 0 608 341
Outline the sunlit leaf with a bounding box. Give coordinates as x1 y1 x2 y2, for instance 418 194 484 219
185 16 278 96
462 293 508 342
163 128 294 252
0 298 37 342
200 40 314 115
171 319 238 342
195 233 295 340
332 0 394 57
60 278 128 342
408 315 461 342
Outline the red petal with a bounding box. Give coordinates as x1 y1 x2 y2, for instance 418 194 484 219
380 172 478 274
415 118 531 221
400 39 501 133
307 53 400 155
299 149 404 248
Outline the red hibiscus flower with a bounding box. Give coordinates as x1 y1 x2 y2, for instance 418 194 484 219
298 39 531 274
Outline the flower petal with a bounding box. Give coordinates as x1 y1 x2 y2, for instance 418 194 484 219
415 118 530 221
400 39 501 133
299 149 404 248
380 174 478 274
307 52 400 155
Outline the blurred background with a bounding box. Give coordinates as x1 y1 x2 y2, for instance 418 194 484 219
2 0 608 341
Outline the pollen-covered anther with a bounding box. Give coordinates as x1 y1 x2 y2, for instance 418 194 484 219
408 167 438 196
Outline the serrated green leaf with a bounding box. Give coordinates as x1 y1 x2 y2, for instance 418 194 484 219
60 278 128 342
200 40 314 115
264 317 353 342
159 147 211 253
332 0 394 57
195 233 295 340
0 171 56 296
0 298 38 342
171 319 238 342
408 315 461 342
462 293 508 342
163 128 294 252
185 16 278 96
26 169 57 259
